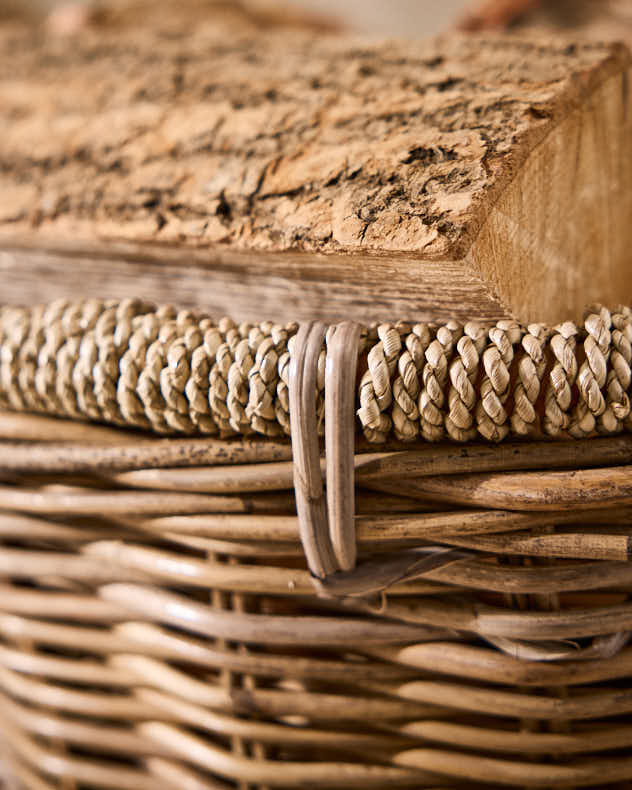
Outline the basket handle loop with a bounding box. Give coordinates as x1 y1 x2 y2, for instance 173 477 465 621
288 321 338 579
289 321 360 580
290 320 472 596
325 321 362 572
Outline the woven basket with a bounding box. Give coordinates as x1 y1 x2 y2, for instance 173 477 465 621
1 299 632 789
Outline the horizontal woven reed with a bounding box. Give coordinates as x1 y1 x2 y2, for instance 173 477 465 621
2 300 632 789
1 299 631 443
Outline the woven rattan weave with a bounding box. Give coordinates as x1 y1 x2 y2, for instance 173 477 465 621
1 300 630 442
1 300 632 789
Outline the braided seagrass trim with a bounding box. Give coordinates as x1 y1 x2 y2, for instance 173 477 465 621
0 299 631 444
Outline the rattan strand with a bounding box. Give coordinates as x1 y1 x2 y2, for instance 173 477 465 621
2 301 632 789
2 417 632 788
1 299 630 442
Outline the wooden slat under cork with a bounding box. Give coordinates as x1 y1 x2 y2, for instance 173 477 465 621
0 14 630 325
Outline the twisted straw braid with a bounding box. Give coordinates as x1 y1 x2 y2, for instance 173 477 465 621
511 323 548 437
1 299 632 444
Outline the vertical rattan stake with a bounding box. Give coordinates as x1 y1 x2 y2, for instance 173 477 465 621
325 322 361 572
289 322 337 579
291 320 469 595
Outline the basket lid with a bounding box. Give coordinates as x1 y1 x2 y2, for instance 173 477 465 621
0 10 630 324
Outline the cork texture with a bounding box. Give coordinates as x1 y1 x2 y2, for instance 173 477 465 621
0 20 627 257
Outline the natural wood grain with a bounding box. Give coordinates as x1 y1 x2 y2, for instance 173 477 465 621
370 464 632 511
0 242 512 324
2 430 632 492
0 20 630 323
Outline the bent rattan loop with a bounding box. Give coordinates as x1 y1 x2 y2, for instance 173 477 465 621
325 321 362 572
291 320 379 583
4 307 632 787
291 320 474 596
288 322 336 580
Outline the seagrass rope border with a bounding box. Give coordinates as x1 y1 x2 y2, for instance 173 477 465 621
0 299 631 444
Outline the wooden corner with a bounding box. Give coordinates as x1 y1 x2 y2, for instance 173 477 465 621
0 21 630 322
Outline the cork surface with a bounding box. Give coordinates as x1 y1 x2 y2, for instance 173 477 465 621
0 19 626 257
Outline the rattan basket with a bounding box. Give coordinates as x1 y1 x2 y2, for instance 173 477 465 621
1 299 632 789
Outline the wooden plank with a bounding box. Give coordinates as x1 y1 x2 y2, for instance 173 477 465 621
0 242 510 324
0 14 630 322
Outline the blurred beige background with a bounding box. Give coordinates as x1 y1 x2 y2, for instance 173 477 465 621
293 0 469 35
1 0 472 35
